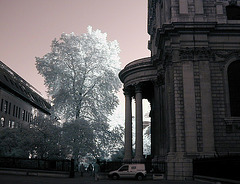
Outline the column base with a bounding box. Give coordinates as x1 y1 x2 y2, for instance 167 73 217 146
152 155 166 173
166 152 193 180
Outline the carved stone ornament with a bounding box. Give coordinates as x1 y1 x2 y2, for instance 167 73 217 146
162 49 173 65
123 87 133 96
135 83 142 93
179 47 213 60
179 48 194 60
214 50 240 59
229 0 237 6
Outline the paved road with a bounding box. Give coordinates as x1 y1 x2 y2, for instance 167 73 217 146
0 173 210 184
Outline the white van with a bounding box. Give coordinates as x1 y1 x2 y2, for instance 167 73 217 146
108 164 146 180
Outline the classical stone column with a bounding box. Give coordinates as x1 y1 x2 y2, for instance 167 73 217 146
153 80 161 160
123 88 132 162
133 84 144 162
159 85 166 156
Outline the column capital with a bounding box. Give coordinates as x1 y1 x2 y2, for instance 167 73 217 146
152 75 164 87
157 72 165 85
135 83 142 93
123 87 132 96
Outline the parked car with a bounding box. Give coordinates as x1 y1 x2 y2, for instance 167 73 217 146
108 164 146 181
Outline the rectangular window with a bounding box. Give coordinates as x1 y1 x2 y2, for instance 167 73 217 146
11 121 15 128
8 102 11 115
13 105 15 116
18 108 21 119
30 114 33 122
25 111 28 122
28 112 29 122
22 110 25 121
4 101 8 114
0 99 3 111
16 106 18 118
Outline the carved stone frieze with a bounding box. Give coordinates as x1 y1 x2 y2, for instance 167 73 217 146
179 47 214 61
153 49 173 68
179 48 194 60
228 0 237 6
214 50 240 59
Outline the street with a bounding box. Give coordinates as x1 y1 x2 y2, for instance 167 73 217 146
0 173 210 184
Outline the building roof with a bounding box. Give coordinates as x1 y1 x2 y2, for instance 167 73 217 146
119 57 156 86
123 57 152 70
0 61 51 115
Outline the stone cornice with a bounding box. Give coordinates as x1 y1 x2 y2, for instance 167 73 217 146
119 57 157 87
119 57 155 83
123 57 152 71
157 22 218 36
156 22 240 48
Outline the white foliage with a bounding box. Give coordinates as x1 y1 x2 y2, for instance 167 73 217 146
36 26 121 123
143 125 151 155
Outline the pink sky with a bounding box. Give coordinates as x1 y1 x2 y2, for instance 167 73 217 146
0 0 150 105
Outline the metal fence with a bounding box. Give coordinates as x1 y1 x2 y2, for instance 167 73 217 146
0 157 72 172
193 155 240 181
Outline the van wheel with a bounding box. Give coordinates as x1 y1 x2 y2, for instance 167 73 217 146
112 174 119 180
136 174 144 181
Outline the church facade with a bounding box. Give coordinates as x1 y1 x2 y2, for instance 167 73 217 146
119 0 240 180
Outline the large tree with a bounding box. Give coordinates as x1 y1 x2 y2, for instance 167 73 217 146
35 27 122 160
36 26 121 123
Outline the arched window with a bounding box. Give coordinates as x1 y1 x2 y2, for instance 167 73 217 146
228 60 240 116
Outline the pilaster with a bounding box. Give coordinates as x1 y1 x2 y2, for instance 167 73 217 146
199 61 215 153
182 60 197 153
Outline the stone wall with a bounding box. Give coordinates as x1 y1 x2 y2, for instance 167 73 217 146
146 0 240 180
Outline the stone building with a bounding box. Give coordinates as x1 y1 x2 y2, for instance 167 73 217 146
119 0 240 180
0 61 51 128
